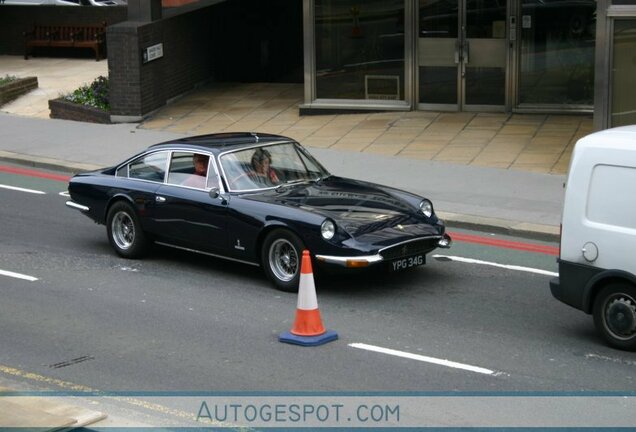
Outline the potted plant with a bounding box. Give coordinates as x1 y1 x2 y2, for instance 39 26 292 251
49 75 111 124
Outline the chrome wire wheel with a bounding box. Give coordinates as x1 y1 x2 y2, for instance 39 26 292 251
111 210 135 251
268 238 299 282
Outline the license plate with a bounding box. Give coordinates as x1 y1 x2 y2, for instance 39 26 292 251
390 254 425 271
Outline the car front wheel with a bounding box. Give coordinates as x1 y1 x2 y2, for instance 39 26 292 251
261 229 305 292
106 201 148 259
593 281 636 351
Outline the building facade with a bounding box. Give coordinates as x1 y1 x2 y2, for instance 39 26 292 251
300 0 597 114
1 0 633 128
300 0 636 130
593 0 636 129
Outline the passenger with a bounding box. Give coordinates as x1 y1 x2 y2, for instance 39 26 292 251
251 148 280 186
182 153 209 188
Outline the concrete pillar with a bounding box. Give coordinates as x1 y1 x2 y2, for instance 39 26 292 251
127 0 162 22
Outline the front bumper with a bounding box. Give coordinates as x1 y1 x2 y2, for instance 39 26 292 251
315 233 452 268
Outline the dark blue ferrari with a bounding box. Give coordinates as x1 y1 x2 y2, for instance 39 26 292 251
65 132 451 291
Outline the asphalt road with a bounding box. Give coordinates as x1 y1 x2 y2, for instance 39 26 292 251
1 164 635 400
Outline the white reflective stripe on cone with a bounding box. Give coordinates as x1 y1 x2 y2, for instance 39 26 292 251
296 273 319 310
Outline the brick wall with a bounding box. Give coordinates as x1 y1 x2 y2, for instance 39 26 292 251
107 8 216 119
0 5 127 56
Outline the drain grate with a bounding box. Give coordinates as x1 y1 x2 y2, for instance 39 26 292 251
48 355 95 369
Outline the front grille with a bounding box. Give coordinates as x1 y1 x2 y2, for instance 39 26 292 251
379 237 439 260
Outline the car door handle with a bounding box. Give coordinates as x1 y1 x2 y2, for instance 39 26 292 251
155 196 166 203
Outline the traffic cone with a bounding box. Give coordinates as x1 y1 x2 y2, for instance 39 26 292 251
279 250 338 346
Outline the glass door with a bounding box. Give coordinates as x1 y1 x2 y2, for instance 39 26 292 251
417 0 507 110
463 0 507 108
418 0 461 110
610 19 636 127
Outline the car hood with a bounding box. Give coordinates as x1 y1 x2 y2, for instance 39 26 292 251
244 177 439 240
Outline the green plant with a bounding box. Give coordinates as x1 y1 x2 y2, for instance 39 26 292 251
63 75 110 111
0 75 18 86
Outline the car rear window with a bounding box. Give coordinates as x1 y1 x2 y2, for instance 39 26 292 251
125 151 169 183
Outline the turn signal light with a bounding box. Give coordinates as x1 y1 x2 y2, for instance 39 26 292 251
345 260 370 268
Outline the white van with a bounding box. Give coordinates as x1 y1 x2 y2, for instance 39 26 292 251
551 125 636 350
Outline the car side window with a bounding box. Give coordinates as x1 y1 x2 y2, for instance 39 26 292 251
127 151 169 182
167 151 219 190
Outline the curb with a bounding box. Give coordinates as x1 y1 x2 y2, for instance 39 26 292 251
0 387 106 430
437 211 560 243
0 150 101 174
0 151 560 243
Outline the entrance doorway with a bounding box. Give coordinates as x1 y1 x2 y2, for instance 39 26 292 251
417 0 508 111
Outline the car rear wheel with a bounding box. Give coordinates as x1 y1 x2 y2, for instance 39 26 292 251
262 229 305 292
593 281 636 351
106 201 148 259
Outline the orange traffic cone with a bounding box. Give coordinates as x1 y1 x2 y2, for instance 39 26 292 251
279 250 338 346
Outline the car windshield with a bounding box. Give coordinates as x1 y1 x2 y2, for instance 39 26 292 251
220 142 330 191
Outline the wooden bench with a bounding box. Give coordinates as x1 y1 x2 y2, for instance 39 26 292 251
24 22 107 61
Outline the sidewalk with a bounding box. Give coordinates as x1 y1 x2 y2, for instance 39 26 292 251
0 55 572 240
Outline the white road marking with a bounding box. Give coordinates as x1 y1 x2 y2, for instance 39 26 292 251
0 184 46 195
349 343 496 375
0 269 38 282
59 191 70 197
585 353 636 367
433 254 558 277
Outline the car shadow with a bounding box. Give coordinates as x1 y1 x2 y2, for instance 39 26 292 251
144 243 449 298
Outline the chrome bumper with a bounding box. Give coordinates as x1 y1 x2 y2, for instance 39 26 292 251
315 254 383 268
65 200 90 212
315 233 452 268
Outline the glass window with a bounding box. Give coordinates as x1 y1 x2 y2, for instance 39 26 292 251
611 19 636 127
220 143 329 191
315 0 405 100
167 152 218 190
587 164 636 230
127 152 169 183
418 0 459 105
518 0 596 106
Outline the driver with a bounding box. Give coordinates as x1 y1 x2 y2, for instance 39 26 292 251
251 148 280 186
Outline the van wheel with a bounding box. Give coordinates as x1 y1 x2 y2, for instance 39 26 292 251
593 282 636 351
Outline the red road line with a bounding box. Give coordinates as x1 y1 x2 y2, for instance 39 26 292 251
449 231 559 256
0 165 71 182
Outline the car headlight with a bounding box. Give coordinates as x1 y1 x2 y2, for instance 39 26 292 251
321 219 336 240
419 199 433 218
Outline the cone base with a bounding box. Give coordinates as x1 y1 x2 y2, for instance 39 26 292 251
279 330 338 346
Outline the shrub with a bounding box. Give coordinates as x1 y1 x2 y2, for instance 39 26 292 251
0 75 18 87
63 75 110 111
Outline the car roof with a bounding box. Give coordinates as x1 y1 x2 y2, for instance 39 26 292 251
148 132 295 154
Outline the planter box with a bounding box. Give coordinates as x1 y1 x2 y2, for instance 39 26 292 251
0 77 38 106
49 98 111 124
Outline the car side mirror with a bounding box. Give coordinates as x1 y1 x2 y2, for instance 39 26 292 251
209 187 220 199
209 187 228 205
